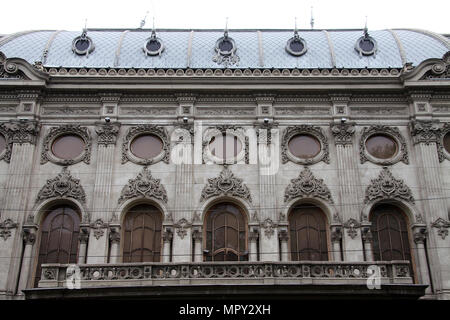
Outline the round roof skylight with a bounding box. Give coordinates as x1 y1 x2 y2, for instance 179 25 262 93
286 36 307 56
72 31 94 56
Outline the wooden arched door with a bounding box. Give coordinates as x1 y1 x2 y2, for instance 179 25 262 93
205 203 247 261
370 204 412 263
289 204 329 261
35 205 80 287
122 204 162 262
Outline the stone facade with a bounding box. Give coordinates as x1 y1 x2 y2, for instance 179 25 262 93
0 29 449 300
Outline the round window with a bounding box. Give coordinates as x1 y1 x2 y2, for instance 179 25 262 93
0 134 6 154
52 135 85 160
288 134 321 159
355 35 377 56
218 39 233 52
365 134 398 159
444 132 450 154
72 33 94 56
130 134 164 159
286 37 307 56
143 36 164 56
209 134 242 159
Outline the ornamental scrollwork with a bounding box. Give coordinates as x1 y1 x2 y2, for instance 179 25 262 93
3 120 40 145
431 218 450 240
420 51 450 80
0 123 12 163
281 125 329 165
284 167 334 203
0 219 18 241
36 167 86 203
364 167 414 204
200 166 252 203
359 125 409 165
0 52 28 80
40 124 91 165
410 120 441 145
118 167 168 204
121 125 169 165
95 122 120 146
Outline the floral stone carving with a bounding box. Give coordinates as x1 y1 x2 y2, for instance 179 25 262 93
0 219 18 241
364 167 414 204
431 218 450 240
284 167 333 203
118 167 168 204
36 167 86 203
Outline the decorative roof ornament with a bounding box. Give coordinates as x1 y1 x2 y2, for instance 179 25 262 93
143 17 165 56
213 17 240 67
72 23 95 56
355 17 377 57
285 17 308 56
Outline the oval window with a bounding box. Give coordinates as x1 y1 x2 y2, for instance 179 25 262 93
444 132 450 154
209 134 242 159
52 135 85 160
0 134 6 154
130 134 164 159
365 134 398 159
288 134 321 159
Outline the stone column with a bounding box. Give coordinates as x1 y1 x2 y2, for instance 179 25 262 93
249 228 259 262
412 225 432 295
78 227 89 264
330 225 343 262
162 228 173 263
192 228 203 262
17 226 37 294
86 122 120 264
278 228 289 262
361 225 373 261
0 120 39 296
331 120 365 261
109 226 121 264
410 120 450 299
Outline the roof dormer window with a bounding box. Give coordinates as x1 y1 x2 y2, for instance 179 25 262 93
143 29 164 56
355 26 377 56
72 29 95 56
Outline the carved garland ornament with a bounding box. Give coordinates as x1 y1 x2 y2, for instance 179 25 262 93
118 167 168 204
36 167 86 203
0 123 12 163
41 125 91 165
200 166 252 203
360 125 409 165
122 125 170 165
284 167 334 203
364 167 414 204
281 125 329 165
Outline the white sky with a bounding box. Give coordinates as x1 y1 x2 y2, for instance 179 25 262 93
1 0 450 34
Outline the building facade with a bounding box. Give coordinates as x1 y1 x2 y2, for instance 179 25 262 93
0 27 449 299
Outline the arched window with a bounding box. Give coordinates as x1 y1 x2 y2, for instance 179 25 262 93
289 204 329 261
122 204 162 263
205 203 247 261
370 204 412 262
35 205 80 287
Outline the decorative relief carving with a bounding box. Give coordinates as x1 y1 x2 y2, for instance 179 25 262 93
0 123 12 163
437 122 450 162
3 120 39 145
359 125 409 165
36 167 86 203
275 107 331 116
343 218 361 239
119 106 177 116
331 226 343 242
0 52 28 80
420 52 450 80
361 227 373 242
284 167 333 203
90 219 107 240
79 227 90 244
350 107 408 116
42 106 100 116
364 167 414 204
118 167 168 204
95 123 120 146
174 218 192 239
413 227 427 244
202 126 248 165
278 229 289 242
22 228 36 245
40 125 91 165
196 107 255 116
121 125 169 165
331 123 355 145
281 125 329 165
261 218 277 239
410 120 441 145
200 166 252 203
431 218 450 240
0 219 18 241
163 228 173 242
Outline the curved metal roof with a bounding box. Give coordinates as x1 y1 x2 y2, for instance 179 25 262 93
0 29 448 69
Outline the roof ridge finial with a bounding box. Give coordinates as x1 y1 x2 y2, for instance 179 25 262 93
364 16 369 38
224 17 229 38
294 17 299 38
81 19 88 39
310 6 315 30
139 11 149 29
151 16 156 38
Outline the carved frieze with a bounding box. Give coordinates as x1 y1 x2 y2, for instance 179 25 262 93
331 123 355 145
41 125 91 165
359 125 409 165
200 166 252 203
118 167 168 204
364 167 414 204
0 219 18 241
3 120 39 145
122 125 169 165
284 167 334 203
36 167 86 203
95 122 120 146
281 125 329 165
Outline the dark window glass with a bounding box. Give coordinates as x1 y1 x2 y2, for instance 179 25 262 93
146 39 162 52
290 39 304 53
209 134 242 159
51 135 85 160
75 39 90 52
0 134 6 154
365 134 397 159
130 134 163 159
35 206 80 287
219 39 233 52
123 204 162 263
205 203 247 262
288 134 321 159
289 204 328 261
359 39 375 52
444 132 450 154
370 204 413 274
